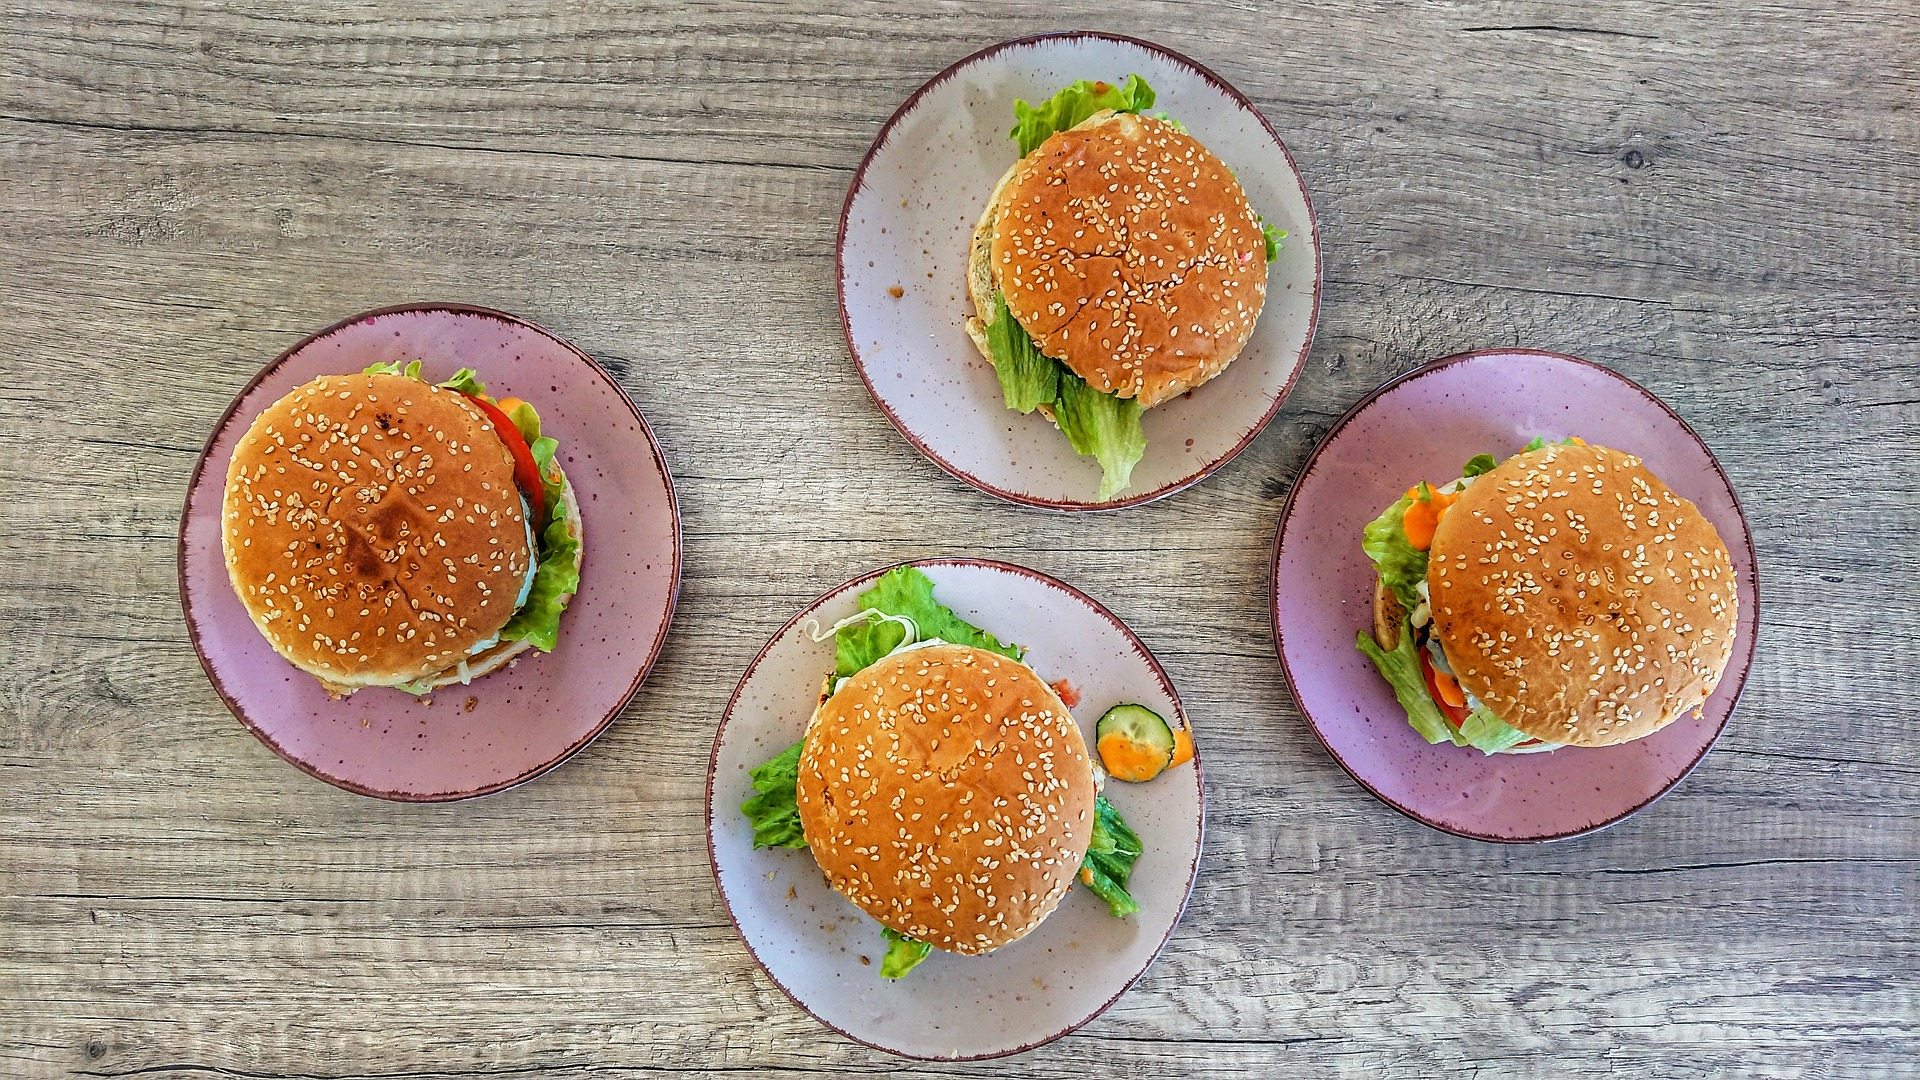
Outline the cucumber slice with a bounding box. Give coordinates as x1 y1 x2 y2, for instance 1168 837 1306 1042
1095 704 1176 782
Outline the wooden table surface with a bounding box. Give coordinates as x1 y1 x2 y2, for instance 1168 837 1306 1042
5 3 1916 1077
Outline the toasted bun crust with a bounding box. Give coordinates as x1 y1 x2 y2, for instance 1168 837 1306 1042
795 644 1096 955
1428 444 1739 747
981 111 1268 408
221 373 535 693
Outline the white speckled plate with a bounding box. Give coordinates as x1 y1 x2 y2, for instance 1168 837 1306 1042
838 32 1321 510
706 559 1204 1059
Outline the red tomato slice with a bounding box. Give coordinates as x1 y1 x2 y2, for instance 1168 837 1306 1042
1049 679 1081 709
462 393 546 524
1419 648 1470 729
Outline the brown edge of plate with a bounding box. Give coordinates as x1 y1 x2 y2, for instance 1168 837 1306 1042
176 302 684 803
1267 348 1761 844
834 30 1324 513
703 557 1206 1059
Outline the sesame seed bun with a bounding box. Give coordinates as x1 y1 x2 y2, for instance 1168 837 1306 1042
965 110 1269 409
220 373 542 695
794 644 1096 955
1428 443 1739 747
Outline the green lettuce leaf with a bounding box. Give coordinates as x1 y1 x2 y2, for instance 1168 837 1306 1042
879 927 932 980
741 740 808 849
492 401 576 650
1011 74 1155 155
503 398 543 447
1080 794 1142 917
363 359 424 380
1054 371 1147 501
527 434 565 522
362 359 489 399
496 426 578 651
1461 453 1499 478
498 511 581 652
834 566 1025 679
983 289 1147 500
834 618 910 682
1355 620 1461 746
1522 435 1585 454
984 291 1060 413
1459 707 1532 755
1259 219 1286 262
1362 496 1429 611
435 367 486 396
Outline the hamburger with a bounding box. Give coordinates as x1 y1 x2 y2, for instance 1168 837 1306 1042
221 361 583 696
1356 439 1738 754
963 75 1285 499
741 566 1146 979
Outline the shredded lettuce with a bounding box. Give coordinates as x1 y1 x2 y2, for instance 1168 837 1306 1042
834 566 1023 680
1461 453 1499 478
1011 74 1155 155
1459 707 1533 755
879 927 932 980
1361 496 1429 611
1054 371 1147 502
1355 619 1461 746
984 291 1060 413
741 741 808 850
1079 794 1143 917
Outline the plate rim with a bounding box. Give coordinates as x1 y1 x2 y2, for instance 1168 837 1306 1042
1267 348 1761 843
703 556 1207 1059
176 301 684 803
834 30 1324 512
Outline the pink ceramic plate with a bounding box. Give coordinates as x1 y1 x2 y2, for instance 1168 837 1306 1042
1271 350 1759 842
838 32 1321 510
179 304 681 801
706 559 1204 1059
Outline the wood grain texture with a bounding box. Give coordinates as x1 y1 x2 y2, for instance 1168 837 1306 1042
3 1 1916 1077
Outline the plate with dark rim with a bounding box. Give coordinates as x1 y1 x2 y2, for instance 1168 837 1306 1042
837 32 1321 511
706 558 1204 1059
1270 349 1759 842
179 304 681 801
